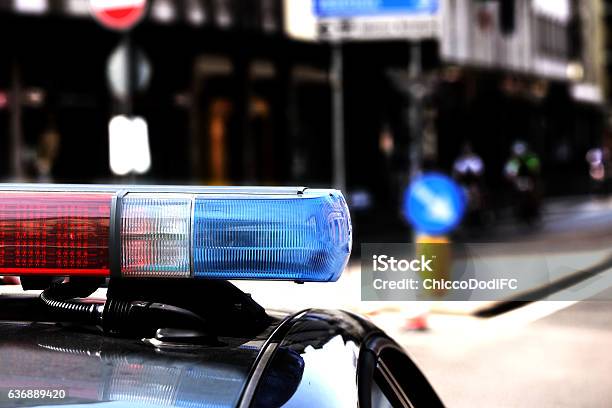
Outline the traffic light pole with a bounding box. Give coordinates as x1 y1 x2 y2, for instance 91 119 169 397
123 33 136 117
9 60 24 181
331 42 346 192
408 41 423 181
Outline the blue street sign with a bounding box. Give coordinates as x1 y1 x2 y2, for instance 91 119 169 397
403 173 466 235
314 0 439 18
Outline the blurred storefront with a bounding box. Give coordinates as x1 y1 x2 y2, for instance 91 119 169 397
0 0 608 243
0 0 334 187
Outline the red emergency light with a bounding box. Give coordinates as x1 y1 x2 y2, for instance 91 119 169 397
0 192 112 276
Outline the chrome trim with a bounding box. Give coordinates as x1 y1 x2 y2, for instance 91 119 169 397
378 359 415 408
0 183 310 196
237 342 279 408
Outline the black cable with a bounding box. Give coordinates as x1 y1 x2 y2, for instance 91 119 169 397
39 279 208 338
39 278 104 324
102 298 208 337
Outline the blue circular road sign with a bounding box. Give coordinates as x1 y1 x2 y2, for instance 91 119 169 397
403 172 466 235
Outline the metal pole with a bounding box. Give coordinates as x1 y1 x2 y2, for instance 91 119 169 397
331 42 346 192
408 41 423 180
9 60 23 181
124 34 135 117
124 34 137 183
409 41 421 78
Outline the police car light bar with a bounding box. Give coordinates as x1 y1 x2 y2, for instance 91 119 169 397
0 185 352 282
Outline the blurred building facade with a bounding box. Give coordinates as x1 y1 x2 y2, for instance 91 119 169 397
0 0 608 241
0 0 324 186
435 0 606 198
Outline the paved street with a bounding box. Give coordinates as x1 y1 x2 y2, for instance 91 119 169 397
463 196 612 244
387 291 612 408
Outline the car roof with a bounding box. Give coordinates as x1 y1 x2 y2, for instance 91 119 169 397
0 273 386 408
0 313 284 408
0 306 382 408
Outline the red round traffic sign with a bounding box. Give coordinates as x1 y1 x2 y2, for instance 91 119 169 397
89 0 147 31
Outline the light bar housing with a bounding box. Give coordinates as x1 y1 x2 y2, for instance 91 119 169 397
0 185 352 282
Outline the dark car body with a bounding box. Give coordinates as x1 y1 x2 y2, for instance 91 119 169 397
0 304 443 408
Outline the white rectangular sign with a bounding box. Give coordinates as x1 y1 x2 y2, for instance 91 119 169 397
284 0 441 41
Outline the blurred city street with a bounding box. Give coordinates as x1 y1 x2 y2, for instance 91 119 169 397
486 195 612 242
1 0 612 406
390 290 612 408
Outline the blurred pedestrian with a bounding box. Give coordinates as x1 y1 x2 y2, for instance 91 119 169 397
453 142 484 180
504 141 541 223
453 142 487 227
586 147 612 195
35 123 61 183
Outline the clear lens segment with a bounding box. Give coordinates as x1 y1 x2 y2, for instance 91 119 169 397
192 191 352 281
121 194 192 278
